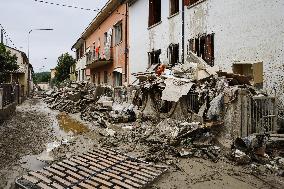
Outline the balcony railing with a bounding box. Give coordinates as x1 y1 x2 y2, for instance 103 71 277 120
86 47 113 65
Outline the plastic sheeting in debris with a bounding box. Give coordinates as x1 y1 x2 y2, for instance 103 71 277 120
161 78 194 102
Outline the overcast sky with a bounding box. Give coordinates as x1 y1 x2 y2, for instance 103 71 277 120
0 0 107 72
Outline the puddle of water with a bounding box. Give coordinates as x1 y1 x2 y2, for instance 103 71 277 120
20 155 47 171
56 113 89 135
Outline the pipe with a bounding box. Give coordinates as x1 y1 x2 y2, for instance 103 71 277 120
1 29 3 44
181 0 185 64
124 2 129 84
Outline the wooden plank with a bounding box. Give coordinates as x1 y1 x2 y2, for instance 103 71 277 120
52 175 71 186
29 172 52 184
70 158 89 167
22 175 39 184
85 179 100 187
58 162 78 172
45 167 66 177
66 170 84 180
37 182 53 189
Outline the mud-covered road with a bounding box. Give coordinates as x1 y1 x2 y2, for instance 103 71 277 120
0 98 283 189
0 99 56 188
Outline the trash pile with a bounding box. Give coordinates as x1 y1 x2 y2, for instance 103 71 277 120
39 51 283 177
43 81 112 123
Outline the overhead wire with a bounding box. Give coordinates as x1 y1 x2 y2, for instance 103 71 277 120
33 0 127 16
0 23 17 49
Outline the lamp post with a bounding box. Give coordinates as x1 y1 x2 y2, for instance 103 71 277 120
28 28 53 60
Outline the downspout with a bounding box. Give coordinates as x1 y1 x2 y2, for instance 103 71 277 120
1 29 3 44
125 2 129 85
181 0 185 64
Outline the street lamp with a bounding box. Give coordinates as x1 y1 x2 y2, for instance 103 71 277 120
28 28 54 60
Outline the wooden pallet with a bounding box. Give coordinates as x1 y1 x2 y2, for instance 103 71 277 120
16 148 167 189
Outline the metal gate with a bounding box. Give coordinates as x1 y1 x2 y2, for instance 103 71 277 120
249 96 277 134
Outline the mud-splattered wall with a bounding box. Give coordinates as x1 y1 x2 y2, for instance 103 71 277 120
129 0 284 106
185 0 284 107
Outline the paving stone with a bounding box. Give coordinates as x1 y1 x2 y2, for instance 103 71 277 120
17 148 167 189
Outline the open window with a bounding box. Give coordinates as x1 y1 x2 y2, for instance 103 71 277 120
184 0 200 6
149 0 161 27
148 49 161 66
188 34 214 66
169 44 179 67
114 22 122 45
170 0 179 16
232 62 263 88
104 71 108 84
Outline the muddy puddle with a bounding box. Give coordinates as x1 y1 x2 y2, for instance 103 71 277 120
56 113 89 135
20 113 90 171
20 155 47 171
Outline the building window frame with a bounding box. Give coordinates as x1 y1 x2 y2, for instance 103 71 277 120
168 43 179 67
149 0 162 27
170 0 179 16
148 49 161 66
114 22 123 45
104 71 108 84
188 33 215 66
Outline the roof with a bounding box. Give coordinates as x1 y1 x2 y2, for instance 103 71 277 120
72 0 127 50
5 45 29 64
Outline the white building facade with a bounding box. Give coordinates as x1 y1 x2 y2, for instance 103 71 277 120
128 0 284 105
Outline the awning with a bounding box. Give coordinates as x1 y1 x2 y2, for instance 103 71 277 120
113 67 122 73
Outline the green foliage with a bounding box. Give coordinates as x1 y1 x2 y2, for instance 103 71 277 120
33 72 51 84
0 43 19 83
54 53 75 83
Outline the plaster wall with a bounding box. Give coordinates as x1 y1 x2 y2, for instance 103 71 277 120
129 0 183 83
184 0 284 106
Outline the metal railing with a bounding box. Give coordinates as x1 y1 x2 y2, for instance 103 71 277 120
86 47 114 65
249 96 277 134
0 84 17 108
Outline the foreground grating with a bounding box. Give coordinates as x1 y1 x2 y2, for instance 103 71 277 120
16 148 167 189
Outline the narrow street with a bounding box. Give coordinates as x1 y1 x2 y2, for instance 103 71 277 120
0 98 97 189
0 98 56 188
1 98 283 189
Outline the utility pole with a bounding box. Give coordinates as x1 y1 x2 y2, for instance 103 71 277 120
1 29 3 44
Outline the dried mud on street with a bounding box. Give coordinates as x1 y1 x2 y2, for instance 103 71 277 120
0 98 283 189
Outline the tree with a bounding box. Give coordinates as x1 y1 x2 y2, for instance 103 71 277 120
33 72 51 84
54 53 75 83
0 43 19 83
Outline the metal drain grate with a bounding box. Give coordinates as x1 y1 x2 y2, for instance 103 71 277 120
16 148 167 189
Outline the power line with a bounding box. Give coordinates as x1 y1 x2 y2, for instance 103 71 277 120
33 0 101 12
0 24 17 49
33 0 127 16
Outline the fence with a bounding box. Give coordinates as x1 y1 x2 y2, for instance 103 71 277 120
0 83 20 108
182 90 277 137
249 96 277 134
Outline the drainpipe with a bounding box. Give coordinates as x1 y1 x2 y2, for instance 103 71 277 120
124 3 129 85
1 29 3 44
181 0 185 64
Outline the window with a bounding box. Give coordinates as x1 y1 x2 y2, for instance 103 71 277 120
149 0 161 27
114 22 122 45
184 0 200 6
232 62 263 88
104 71 108 84
114 72 122 86
170 0 179 16
104 32 108 45
169 44 179 67
148 49 161 65
188 34 214 66
97 72 101 85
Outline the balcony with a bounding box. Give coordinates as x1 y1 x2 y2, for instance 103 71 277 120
86 47 113 69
